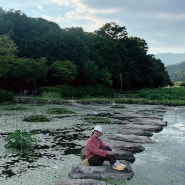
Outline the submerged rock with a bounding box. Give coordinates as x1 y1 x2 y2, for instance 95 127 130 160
68 160 134 180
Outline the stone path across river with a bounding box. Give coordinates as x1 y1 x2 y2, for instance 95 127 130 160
56 104 167 185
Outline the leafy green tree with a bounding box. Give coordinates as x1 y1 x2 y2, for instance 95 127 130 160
49 60 77 84
95 22 128 40
97 68 112 87
0 8 172 90
80 61 99 85
9 57 48 90
0 34 18 77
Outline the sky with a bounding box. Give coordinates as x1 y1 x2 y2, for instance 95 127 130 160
1 0 185 55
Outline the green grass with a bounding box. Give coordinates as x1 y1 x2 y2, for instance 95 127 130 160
14 87 185 106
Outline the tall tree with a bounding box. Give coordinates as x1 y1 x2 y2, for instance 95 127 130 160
49 60 77 85
0 34 18 78
9 57 48 90
95 22 128 40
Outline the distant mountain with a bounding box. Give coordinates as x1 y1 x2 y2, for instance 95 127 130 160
166 61 185 75
170 70 185 82
165 61 185 82
154 53 185 66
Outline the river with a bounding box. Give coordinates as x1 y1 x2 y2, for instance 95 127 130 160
124 105 185 185
0 104 184 185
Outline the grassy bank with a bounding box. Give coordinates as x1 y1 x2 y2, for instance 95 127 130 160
13 87 185 106
76 87 185 106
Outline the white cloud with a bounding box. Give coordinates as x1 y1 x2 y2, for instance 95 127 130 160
50 0 72 6
36 5 44 12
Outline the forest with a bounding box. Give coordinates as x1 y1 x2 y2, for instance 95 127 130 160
0 8 172 95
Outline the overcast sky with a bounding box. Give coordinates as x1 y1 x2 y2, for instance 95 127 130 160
1 0 185 55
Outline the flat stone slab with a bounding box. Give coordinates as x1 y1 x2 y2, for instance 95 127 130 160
105 139 145 154
55 179 109 185
130 118 167 126
68 161 134 180
117 128 153 137
121 123 163 132
108 134 155 144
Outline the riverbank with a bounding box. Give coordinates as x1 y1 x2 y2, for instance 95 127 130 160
15 95 185 106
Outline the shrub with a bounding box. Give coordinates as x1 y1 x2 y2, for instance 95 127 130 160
0 90 15 103
41 92 61 99
23 115 51 122
75 85 111 97
4 130 36 149
40 85 76 98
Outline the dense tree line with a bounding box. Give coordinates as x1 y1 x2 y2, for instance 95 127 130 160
0 8 172 93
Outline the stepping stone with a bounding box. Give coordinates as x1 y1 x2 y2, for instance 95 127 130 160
121 123 163 132
108 134 155 144
105 139 145 154
68 160 134 180
117 128 153 137
130 118 167 126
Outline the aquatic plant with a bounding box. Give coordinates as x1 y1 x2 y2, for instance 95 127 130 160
4 106 28 110
83 116 110 124
4 129 36 149
23 115 51 122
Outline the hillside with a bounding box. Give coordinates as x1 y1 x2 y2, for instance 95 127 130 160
166 61 185 75
170 70 185 82
0 8 171 91
166 61 185 82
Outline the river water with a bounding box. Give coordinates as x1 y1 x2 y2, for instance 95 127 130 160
0 104 185 185
124 105 185 185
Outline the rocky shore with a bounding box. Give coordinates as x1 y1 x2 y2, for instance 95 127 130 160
56 104 167 185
